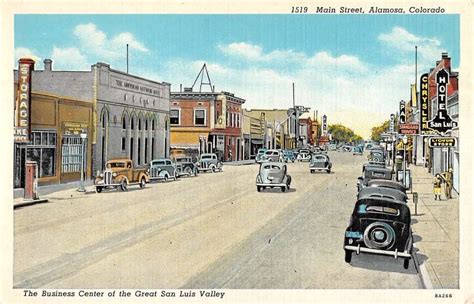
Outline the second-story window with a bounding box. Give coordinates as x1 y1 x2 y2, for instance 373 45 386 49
170 109 180 125
194 109 206 126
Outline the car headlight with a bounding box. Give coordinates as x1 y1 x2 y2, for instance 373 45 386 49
99 173 104 178
112 172 117 177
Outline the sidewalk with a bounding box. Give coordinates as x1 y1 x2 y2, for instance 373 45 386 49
408 164 459 288
13 180 94 200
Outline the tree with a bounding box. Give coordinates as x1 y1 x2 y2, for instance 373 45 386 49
328 124 363 143
371 120 389 142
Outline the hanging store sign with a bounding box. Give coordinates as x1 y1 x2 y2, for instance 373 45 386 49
419 73 436 135
14 58 35 143
399 101 406 124
322 115 327 136
427 68 458 135
399 123 419 135
62 122 89 135
429 137 457 148
389 114 395 132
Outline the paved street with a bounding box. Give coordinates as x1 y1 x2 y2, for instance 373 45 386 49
14 152 422 289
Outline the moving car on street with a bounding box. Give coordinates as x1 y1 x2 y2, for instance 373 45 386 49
310 153 332 174
197 153 223 173
282 150 296 162
261 149 284 162
95 159 149 193
255 148 267 163
256 162 292 192
344 197 413 269
297 149 311 162
148 158 178 182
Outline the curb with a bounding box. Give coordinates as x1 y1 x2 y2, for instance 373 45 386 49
412 240 434 289
14 198 50 209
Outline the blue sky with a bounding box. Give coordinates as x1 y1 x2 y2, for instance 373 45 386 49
14 14 460 137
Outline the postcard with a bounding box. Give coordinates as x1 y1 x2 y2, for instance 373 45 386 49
1 0 472 303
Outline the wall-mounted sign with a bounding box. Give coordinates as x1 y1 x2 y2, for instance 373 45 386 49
429 137 457 148
62 122 89 135
14 58 35 143
419 73 436 135
399 101 406 124
399 123 419 135
427 68 458 135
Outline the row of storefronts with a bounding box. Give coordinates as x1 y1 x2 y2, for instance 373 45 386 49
403 52 459 193
13 58 320 188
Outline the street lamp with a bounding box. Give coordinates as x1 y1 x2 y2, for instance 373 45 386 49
77 131 87 192
402 135 408 187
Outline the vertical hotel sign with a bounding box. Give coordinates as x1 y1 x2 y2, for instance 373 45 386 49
14 58 35 142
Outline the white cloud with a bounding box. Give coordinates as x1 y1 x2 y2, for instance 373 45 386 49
14 47 41 63
51 47 88 70
219 42 263 60
378 26 445 66
73 23 148 60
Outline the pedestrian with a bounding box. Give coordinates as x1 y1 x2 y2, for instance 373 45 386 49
433 174 443 201
440 168 454 199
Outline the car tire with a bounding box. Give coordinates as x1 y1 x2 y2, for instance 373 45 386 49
310 170 314 174
120 179 128 191
344 250 352 263
403 258 410 269
257 186 262 192
185 167 193 176
286 182 290 190
139 177 146 188
96 186 103 193
281 186 286 192
327 168 331 174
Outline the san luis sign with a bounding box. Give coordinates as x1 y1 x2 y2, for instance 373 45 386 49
427 68 458 134
14 58 35 143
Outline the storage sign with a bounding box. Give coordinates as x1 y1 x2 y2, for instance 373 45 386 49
14 58 35 143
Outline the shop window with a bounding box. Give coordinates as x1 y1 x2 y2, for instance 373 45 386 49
194 109 206 126
170 109 180 125
61 137 83 173
27 131 56 177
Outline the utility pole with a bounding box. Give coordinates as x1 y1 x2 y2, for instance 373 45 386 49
126 44 129 74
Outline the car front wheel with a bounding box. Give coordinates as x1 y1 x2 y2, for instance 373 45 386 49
257 186 262 192
96 186 103 193
345 250 352 263
281 186 286 192
120 179 128 191
139 177 146 188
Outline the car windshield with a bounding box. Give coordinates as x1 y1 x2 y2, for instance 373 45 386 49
202 155 212 159
176 158 189 163
258 150 266 154
107 162 126 168
154 161 166 165
263 164 281 170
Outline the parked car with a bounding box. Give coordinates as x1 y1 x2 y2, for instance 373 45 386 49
344 197 413 269
339 145 353 152
256 162 292 192
357 166 392 192
368 149 385 164
297 149 311 162
95 159 149 193
357 186 408 202
352 146 363 155
196 153 223 173
148 158 178 182
362 162 386 173
261 149 284 162
367 179 407 193
255 148 267 163
327 144 337 151
282 150 296 162
174 156 199 177
310 153 332 173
